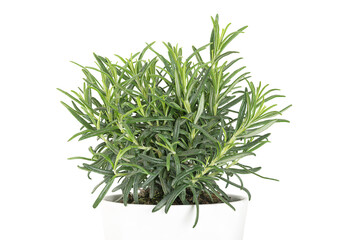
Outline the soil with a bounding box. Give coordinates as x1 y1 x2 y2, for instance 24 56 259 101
118 188 223 205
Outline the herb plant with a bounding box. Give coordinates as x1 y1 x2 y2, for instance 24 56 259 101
59 15 291 227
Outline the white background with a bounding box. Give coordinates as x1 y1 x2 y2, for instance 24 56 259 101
1 0 350 239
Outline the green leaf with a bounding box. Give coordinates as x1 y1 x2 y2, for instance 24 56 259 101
93 153 114 167
139 154 165 164
219 95 243 110
166 153 171 171
264 94 285 102
68 156 92 161
240 120 277 138
57 88 83 106
152 193 171 212
190 68 210 107
68 129 90 142
157 134 174 152
93 176 116 208
249 119 289 128
220 26 248 51
223 57 243 71
60 102 95 130
91 179 105 194
233 133 270 151
81 163 114 176
125 116 174 123
79 126 119 140
114 145 149 167
123 176 134 206
186 43 211 63
206 184 236 211
194 93 205 124
237 164 279 181
213 51 239 63
119 163 151 175
177 149 207 157
191 123 219 144
165 184 188 213
172 166 202 187
235 90 247 131
216 152 256 165
172 118 181 144
173 154 181 175
93 53 111 78
224 167 261 175
133 175 142 204
217 176 251 200
190 187 200 228
141 168 163 188
139 42 156 61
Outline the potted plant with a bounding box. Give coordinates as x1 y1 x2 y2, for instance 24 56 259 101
58 15 291 240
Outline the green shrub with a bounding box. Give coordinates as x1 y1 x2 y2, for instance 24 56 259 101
58 15 291 227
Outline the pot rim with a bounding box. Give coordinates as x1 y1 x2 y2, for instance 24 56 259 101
103 194 247 207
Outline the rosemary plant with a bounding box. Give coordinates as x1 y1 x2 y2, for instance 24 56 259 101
59 15 291 227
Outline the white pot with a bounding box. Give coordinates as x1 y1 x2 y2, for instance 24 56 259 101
101 194 248 240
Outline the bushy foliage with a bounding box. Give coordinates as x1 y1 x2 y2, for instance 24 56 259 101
59 15 290 227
